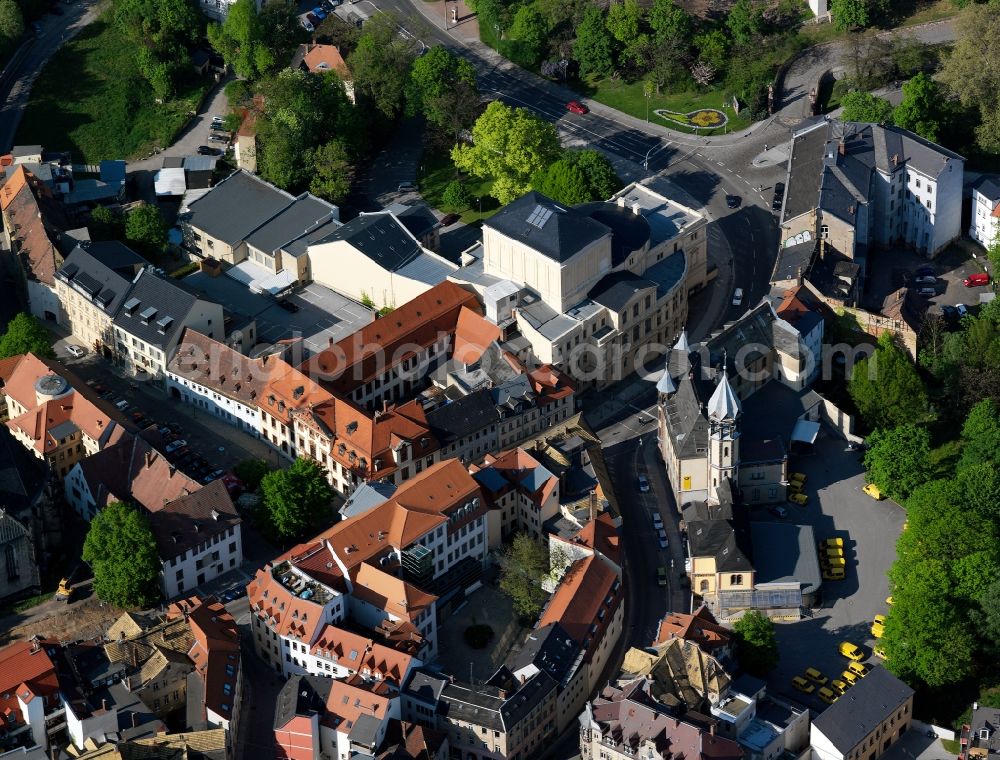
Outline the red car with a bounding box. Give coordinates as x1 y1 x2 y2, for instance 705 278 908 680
566 100 588 115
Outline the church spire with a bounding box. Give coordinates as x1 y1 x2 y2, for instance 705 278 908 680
707 372 741 421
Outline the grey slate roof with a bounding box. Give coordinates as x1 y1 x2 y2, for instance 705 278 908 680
485 192 610 263
972 175 1000 203
56 245 137 316
587 271 655 312
245 194 337 255
687 518 752 572
402 668 448 708
112 269 197 349
274 674 332 730
313 211 423 271
425 389 498 443
811 666 914 753
574 201 651 266
184 170 296 245
339 480 397 519
83 240 146 276
660 371 709 460
509 622 582 687
749 521 821 594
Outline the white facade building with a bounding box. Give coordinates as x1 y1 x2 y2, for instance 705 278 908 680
970 176 1000 248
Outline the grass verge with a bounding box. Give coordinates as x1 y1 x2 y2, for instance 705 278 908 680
16 16 209 162
579 79 752 135
419 147 500 224
0 592 54 618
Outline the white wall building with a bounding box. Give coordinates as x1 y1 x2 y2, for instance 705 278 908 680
970 176 1000 248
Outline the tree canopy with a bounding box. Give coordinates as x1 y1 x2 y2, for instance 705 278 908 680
849 332 929 430
831 0 871 30
732 610 779 676
893 73 947 142
498 532 549 619
348 12 419 120
0 313 54 359
840 90 894 124
0 0 24 49
959 399 1000 472
863 424 930 501
259 457 335 541
406 46 480 137
309 139 354 205
125 204 168 256
233 458 272 492
83 501 161 608
452 100 562 204
573 5 615 78
507 5 548 66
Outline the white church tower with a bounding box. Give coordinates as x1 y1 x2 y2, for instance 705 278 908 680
706 370 741 502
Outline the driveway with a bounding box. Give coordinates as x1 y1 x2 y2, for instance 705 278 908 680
760 434 904 711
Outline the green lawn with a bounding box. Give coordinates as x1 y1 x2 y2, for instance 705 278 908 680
580 79 751 136
16 17 209 162
419 147 500 224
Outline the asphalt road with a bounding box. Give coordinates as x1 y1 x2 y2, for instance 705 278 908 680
0 0 101 153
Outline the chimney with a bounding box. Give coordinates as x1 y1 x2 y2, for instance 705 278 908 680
892 153 899 167
838 140 845 156
631 202 641 216
145 451 153 469
710 722 715 737
101 699 107 712
131 711 139 728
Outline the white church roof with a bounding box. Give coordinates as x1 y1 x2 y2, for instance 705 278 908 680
707 374 741 421
656 363 676 395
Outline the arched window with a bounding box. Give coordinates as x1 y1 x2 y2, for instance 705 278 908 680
729 574 743 586
699 579 709 594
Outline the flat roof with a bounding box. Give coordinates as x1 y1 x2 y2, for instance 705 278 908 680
749 521 821 594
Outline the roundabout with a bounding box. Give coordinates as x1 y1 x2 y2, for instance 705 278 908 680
653 107 728 130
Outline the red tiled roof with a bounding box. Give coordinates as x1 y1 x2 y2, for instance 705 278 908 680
168 596 240 722
0 641 59 726
303 281 479 394
302 44 351 79
571 512 620 566
452 306 501 365
350 562 436 622
167 329 273 408
654 606 732 652
1 166 62 285
538 554 621 661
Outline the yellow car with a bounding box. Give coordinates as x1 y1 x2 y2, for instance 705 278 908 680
873 644 887 659
831 678 849 695
871 621 885 638
824 537 844 548
825 547 845 558
790 472 807 485
788 481 803 494
804 667 827 685
789 492 808 506
839 641 864 661
874 614 886 626
841 669 860 686
823 556 846 569
863 483 885 500
847 661 870 677
818 686 838 704
823 568 845 581
886 596 893 606
792 675 815 694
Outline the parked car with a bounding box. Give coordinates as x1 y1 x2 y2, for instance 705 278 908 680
637 474 650 493
789 492 808 506
732 288 744 306
725 194 740 209
838 641 864 661
157 425 171 436
30 22 42 35
871 614 886 638
299 16 314 31
863 483 884 500
823 567 845 581
651 512 663 528
65 344 85 358
657 566 667 587
790 471 806 485
114 399 129 411
440 213 460 227
957 303 969 317
167 422 183 433
165 439 187 454
830 679 849 695
92 383 108 394
397 181 417 192
916 286 936 297
847 660 870 677
566 100 588 115
197 145 217 156
658 535 669 550
965 272 990 287
772 182 785 211
791 676 814 694
818 686 838 705
941 304 958 320
311 6 326 18
823 537 844 548
804 667 827 685
278 299 299 313
913 275 936 285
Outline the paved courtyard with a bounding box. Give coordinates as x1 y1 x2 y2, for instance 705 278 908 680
755 434 905 711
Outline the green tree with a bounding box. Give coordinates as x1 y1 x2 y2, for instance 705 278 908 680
507 5 547 66
441 180 472 211
893 73 946 142
726 0 763 45
573 6 615 78
234 458 272 492
125 204 168 255
452 100 562 204
649 0 691 45
863 424 930 501
940 5 1000 113
840 90 894 124
565 149 623 199
406 46 480 135
83 501 160 608
498 532 549 619
532 159 591 205
207 0 270 79
974 579 1000 653
0 0 24 44
848 332 929 430
959 399 1000 471
732 610 779 676
89 206 126 241
309 139 354 204
0 312 54 359
831 0 871 30
348 12 419 119
694 29 728 73
606 0 642 46
259 457 334 540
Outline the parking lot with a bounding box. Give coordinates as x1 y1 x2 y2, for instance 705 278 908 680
863 243 993 316
183 271 374 359
755 434 905 711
